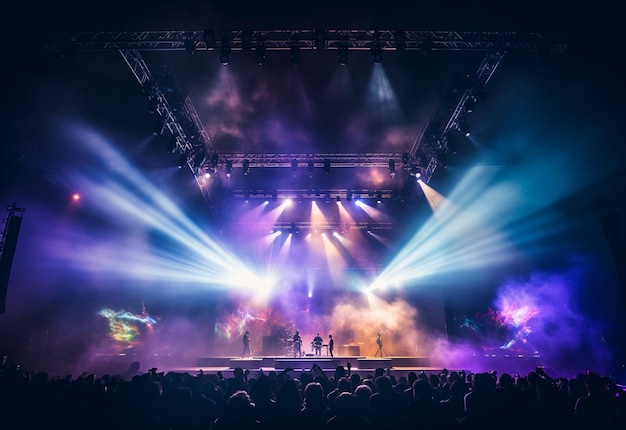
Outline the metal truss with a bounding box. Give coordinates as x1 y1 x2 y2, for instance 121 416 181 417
0 204 25 257
49 30 565 205
233 220 395 232
411 51 507 183
120 49 216 178
223 188 398 200
46 30 566 53
202 152 407 169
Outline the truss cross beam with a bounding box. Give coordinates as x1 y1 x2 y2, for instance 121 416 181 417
226 189 397 200
205 153 408 169
45 30 567 53
410 51 507 183
120 49 215 179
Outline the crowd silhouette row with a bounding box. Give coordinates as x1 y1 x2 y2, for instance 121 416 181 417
1 361 625 429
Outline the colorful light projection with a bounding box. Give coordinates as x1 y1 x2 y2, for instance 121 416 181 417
99 305 156 346
215 305 291 356
465 303 539 353
215 306 268 341
455 267 603 358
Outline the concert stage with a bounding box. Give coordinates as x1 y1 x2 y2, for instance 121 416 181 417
87 352 545 379
197 355 432 373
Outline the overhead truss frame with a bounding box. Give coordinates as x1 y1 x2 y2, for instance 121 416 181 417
46 29 566 53
47 29 566 204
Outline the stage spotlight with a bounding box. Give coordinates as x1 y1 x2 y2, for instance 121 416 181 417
184 36 196 54
255 45 266 65
290 46 301 64
465 96 475 114
346 190 353 201
458 117 471 137
308 160 315 177
314 29 326 50
323 159 331 173
388 159 396 178
338 47 348 65
409 163 419 176
177 152 187 169
402 152 410 166
367 223 372 233
371 46 382 63
336 196 341 203
219 45 231 65
225 160 233 178
72 193 81 201
243 159 250 175
394 30 406 50
376 191 382 203
244 190 250 202
241 30 253 50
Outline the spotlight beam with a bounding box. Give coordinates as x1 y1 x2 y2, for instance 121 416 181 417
370 163 584 291
61 125 266 291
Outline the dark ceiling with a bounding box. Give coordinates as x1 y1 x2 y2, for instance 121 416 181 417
1 1 624 232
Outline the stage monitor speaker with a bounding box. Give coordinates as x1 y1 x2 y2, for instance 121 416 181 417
0 207 25 314
262 336 281 356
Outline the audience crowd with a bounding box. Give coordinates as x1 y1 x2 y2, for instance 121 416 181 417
1 361 625 429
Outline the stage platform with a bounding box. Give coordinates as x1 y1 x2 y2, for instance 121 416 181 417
84 352 546 380
197 355 431 372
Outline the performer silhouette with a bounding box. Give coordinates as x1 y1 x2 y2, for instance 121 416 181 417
328 334 334 358
313 333 323 356
293 330 302 357
375 333 387 357
242 330 250 358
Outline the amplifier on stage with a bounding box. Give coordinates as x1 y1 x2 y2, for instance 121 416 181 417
339 344 360 356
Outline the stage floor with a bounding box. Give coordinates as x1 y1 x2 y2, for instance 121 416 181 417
87 352 546 379
171 355 437 378
197 355 430 372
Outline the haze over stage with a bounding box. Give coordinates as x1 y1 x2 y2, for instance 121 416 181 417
0 1 625 383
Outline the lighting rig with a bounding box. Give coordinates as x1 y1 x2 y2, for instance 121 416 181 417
45 29 566 208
